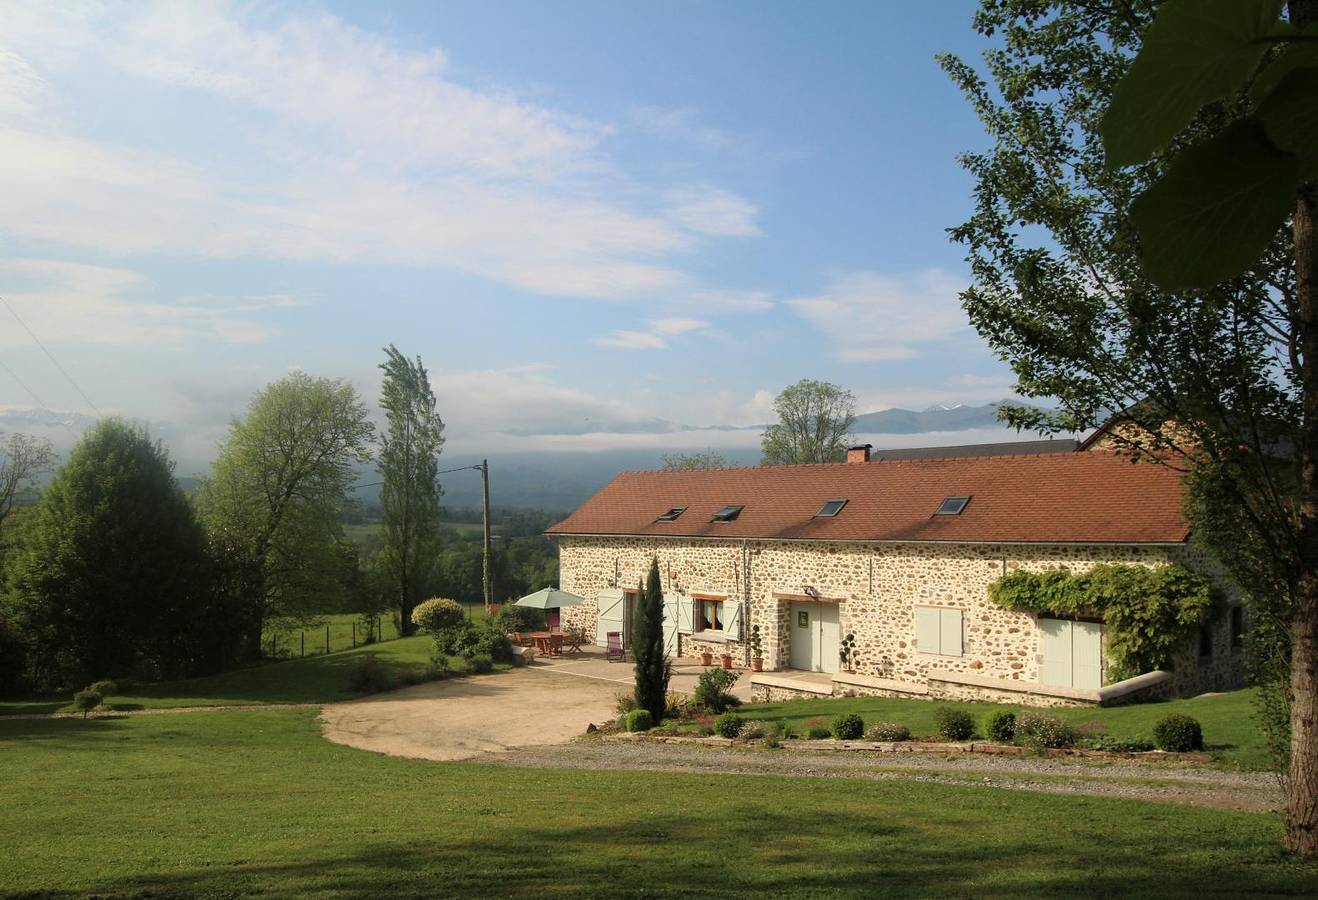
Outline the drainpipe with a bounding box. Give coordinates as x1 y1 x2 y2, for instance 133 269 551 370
742 539 752 668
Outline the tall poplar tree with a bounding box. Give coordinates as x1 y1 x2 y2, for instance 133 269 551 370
377 345 445 636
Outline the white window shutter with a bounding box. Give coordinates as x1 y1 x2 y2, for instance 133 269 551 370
915 607 941 654
939 609 963 657
724 601 743 641
678 595 695 634
595 589 625 647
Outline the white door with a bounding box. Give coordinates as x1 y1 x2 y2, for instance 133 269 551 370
596 589 625 647
1040 617 1102 688
789 602 840 673
818 603 840 674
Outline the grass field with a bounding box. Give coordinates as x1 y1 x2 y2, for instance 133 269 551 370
719 688 1270 770
0 708 1311 898
264 611 403 657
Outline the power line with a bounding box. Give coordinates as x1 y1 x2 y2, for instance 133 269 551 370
0 294 102 418
350 463 484 491
0 353 79 433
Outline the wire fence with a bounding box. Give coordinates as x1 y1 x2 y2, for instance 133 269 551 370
261 604 488 659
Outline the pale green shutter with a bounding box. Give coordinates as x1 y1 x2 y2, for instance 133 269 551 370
678 596 695 634
724 601 743 641
595 589 625 647
939 609 963 657
915 607 940 654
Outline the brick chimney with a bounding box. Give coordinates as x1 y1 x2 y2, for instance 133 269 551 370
846 444 872 464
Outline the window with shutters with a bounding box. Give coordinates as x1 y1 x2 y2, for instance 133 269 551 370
696 599 724 632
914 606 963 657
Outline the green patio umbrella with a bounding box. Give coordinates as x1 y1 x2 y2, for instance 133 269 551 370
513 587 585 610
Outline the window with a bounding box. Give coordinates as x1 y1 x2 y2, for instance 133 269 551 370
712 505 744 522
935 496 970 516
815 499 848 518
656 507 686 522
914 606 963 656
1230 606 1245 649
1199 623 1214 658
696 599 724 632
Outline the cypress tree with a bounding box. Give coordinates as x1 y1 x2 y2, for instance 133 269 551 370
632 557 670 721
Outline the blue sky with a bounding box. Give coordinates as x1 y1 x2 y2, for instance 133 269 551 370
0 0 1020 466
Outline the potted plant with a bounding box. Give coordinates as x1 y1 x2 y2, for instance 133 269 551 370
720 651 733 669
839 633 857 673
699 650 713 666
750 624 764 672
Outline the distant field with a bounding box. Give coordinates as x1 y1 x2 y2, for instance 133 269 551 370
341 521 494 545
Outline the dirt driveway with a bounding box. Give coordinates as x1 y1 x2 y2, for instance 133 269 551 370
320 651 753 762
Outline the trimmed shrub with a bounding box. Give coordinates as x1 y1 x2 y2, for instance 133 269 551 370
347 654 396 694
866 721 911 742
1153 714 1204 752
693 668 740 713
626 709 654 732
831 713 865 740
714 712 744 738
469 652 495 674
411 598 466 634
87 679 118 697
934 708 977 741
986 711 1017 743
432 620 513 663
73 689 101 718
1016 712 1079 750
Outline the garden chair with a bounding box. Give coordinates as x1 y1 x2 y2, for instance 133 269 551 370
535 636 552 656
549 633 564 656
562 630 583 655
606 631 625 662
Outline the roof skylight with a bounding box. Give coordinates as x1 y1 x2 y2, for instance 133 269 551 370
712 505 744 522
935 496 970 516
656 507 686 522
815 499 848 518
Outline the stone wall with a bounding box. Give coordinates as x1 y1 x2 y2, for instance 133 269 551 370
556 534 1244 703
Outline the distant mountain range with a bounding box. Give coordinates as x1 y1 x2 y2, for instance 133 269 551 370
3 401 1053 512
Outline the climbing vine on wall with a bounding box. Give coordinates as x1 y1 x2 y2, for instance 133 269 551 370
988 564 1217 683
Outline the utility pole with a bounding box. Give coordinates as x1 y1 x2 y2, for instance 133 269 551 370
481 458 492 613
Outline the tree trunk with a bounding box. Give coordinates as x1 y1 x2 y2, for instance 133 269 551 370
1290 177 1318 856
1288 0 1318 858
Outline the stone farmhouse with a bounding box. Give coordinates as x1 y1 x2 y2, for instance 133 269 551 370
547 442 1245 708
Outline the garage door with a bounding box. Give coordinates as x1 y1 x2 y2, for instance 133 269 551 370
1040 618 1102 689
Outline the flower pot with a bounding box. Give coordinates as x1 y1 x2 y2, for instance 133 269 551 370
699 651 713 666
720 654 733 670
751 657 763 672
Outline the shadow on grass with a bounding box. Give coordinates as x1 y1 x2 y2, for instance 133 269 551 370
54 805 1314 899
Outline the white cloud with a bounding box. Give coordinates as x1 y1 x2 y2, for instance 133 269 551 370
593 330 669 350
0 4 761 300
665 187 761 237
0 259 279 348
789 269 970 362
650 317 708 335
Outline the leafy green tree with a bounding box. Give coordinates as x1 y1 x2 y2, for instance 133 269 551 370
760 379 857 465
3 420 228 688
197 372 374 659
660 449 729 470
631 558 671 722
377 346 446 635
1097 0 1318 858
942 0 1316 854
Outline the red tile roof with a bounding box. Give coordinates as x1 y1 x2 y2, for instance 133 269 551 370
546 451 1190 544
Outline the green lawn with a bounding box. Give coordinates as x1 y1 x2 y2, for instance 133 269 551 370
263 611 403 657
725 688 1270 770
0 634 437 715
0 709 1310 898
